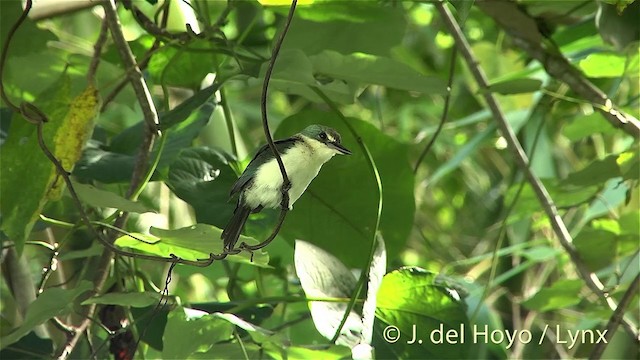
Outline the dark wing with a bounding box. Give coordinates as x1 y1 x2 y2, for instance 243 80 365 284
229 136 300 198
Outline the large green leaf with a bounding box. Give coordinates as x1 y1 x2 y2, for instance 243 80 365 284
563 155 621 187
274 110 415 268
267 49 359 104
373 268 470 359
0 281 93 348
162 307 234 359
114 224 270 267
166 147 237 228
1 78 98 253
310 51 447 94
284 5 406 57
148 40 221 88
74 101 214 183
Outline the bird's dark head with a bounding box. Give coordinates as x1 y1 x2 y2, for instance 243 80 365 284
300 124 351 155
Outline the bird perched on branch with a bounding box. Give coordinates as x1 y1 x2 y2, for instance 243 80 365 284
221 124 351 252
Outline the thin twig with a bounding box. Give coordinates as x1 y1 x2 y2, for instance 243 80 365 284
87 17 109 84
259 0 298 207
589 273 640 359
436 1 638 341
413 47 457 173
0 0 31 113
237 0 299 253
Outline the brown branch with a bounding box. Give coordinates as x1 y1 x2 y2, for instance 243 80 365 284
87 17 109 84
103 0 160 136
476 0 640 139
436 0 639 341
590 273 640 359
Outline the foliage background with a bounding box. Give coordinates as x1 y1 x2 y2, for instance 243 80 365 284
0 0 638 359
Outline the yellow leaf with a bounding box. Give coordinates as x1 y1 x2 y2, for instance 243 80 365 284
49 85 100 200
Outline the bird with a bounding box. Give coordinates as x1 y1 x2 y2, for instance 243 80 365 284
221 124 351 252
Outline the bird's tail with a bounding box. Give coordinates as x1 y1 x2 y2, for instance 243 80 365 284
221 205 251 252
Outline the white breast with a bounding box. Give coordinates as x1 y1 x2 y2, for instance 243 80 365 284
244 137 338 209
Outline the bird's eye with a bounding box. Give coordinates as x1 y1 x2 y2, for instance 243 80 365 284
319 132 327 140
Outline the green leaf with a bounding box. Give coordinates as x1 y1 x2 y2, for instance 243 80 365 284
75 102 214 183
162 307 234 359
564 155 621 186
113 224 270 267
72 181 154 213
578 53 627 78
82 291 163 308
310 51 447 94
485 78 543 95
373 268 470 359
284 6 406 57
562 113 617 141
0 281 93 348
166 147 237 228
275 110 415 268
267 49 359 104
0 332 53 359
574 228 617 271
294 240 362 347
1 77 98 253
148 40 220 88
522 279 583 312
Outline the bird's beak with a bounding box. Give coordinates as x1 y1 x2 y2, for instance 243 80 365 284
329 142 351 155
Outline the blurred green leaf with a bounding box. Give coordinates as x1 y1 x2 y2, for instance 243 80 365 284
485 78 542 95
578 53 627 78
148 40 220 88
562 113 617 141
0 281 92 348
275 110 414 268
522 279 583 312
113 224 269 267
564 155 621 186
0 332 53 359
285 6 405 57
72 181 154 213
311 50 447 94
162 307 233 359
82 291 163 307
574 228 617 271
374 268 470 359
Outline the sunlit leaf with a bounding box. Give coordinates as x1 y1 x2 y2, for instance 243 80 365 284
373 268 470 359
113 224 270 267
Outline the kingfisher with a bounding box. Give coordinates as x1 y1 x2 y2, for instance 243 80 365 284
221 124 351 251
